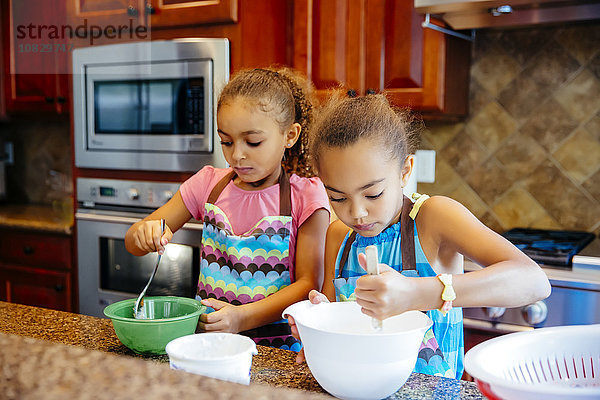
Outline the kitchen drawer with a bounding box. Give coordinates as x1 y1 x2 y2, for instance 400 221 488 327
0 264 71 312
0 231 72 270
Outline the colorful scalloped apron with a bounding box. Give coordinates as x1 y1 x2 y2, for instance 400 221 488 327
333 195 457 378
196 169 301 351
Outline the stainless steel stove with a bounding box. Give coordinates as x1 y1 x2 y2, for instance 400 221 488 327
463 232 600 335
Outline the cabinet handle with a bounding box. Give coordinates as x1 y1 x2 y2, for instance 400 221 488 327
45 97 54 103
145 3 155 14
366 89 376 95
347 89 357 98
489 5 513 16
23 246 34 255
56 96 66 104
127 6 138 16
54 284 65 292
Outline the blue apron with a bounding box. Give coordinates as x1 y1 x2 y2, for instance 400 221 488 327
333 195 461 378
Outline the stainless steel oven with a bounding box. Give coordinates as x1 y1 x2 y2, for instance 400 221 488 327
463 231 600 334
72 39 229 172
463 278 600 333
76 178 203 318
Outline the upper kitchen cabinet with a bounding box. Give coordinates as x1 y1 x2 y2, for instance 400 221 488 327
66 0 140 28
66 0 237 30
148 0 237 28
292 0 471 118
1 0 70 114
150 0 290 71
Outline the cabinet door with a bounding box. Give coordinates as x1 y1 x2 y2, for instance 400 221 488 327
293 0 363 100
148 0 237 28
66 0 142 28
363 0 423 94
366 2 470 115
0 264 72 312
293 0 470 117
4 0 70 113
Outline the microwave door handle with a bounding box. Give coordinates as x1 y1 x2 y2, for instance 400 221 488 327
138 82 146 131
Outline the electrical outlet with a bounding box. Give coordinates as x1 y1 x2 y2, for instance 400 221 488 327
415 150 435 183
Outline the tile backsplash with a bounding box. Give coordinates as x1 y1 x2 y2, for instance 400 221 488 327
418 22 600 235
0 116 72 205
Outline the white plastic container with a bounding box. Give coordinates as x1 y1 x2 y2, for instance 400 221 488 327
465 324 600 400
283 300 432 400
165 333 258 385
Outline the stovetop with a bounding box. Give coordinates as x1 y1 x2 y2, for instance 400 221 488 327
502 228 596 268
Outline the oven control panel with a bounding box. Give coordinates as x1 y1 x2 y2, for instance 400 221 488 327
77 178 180 209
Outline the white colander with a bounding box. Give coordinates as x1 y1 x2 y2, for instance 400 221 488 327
465 324 600 400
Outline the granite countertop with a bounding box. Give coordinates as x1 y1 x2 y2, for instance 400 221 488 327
0 203 73 234
0 301 482 399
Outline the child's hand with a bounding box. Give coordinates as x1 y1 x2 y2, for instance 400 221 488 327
288 290 328 363
130 219 173 255
354 253 417 319
198 298 246 333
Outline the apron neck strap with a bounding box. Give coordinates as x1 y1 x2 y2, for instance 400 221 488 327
336 231 357 278
207 170 236 205
400 195 416 271
206 168 292 216
336 195 415 278
278 168 292 216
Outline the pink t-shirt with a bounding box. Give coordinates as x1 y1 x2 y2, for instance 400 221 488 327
179 166 330 280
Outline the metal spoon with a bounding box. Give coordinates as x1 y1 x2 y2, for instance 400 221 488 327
365 245 383 331
133 218 166 319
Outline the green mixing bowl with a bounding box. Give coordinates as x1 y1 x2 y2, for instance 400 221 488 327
103 296 206 355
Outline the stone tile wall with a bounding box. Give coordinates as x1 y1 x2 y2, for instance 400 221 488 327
418 22 600 235
0 116 72 205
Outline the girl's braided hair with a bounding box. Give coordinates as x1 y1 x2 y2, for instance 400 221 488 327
217 67 316 177
309 92 421 172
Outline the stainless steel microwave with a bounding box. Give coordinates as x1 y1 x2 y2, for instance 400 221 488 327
72 39 229 172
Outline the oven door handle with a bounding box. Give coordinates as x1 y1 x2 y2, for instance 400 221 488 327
75 211 203 231
463 317 534 334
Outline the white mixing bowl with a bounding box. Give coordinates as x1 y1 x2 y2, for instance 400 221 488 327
165 333 257 385
283 300 432 400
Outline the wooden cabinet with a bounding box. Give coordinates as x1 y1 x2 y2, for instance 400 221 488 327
148 0 237 28
0 230 73 312
0 265 71 311
66 0 140 28
153 0 470 117
292 0 471 117
61 0 470 120
0 4 5 120
149 0 290 72
66 0 237 30
1 0 70 114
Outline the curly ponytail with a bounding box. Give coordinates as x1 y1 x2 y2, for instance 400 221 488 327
217 67 317 177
